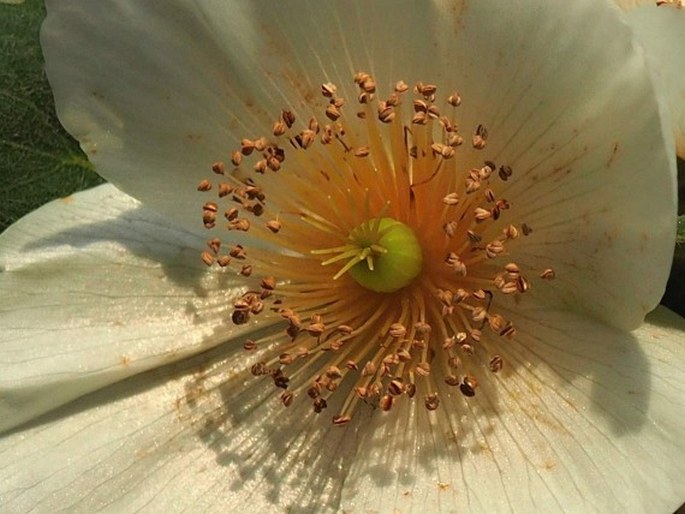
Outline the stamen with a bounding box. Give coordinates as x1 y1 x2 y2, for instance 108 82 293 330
193 71 557 426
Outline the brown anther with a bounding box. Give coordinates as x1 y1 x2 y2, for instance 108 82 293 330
336 324 354 335
274 374 290 389
229 219 250 232
229 245 246 259
354 146 370 158
313 397 328 413
240 139 255 156
467 230 482 243
540 268 556 280
469 329 482 342
202 202 218 215
396 349 412 362
380 394 394 411
516 276 530 293
413 99 428 113
411 111 427 125
395 80 409 93
443 193 459 205
378 106 395 123
345 360 358 371
443 221 458 238
243 339 257 351
447 92 462 107
217 183 232 198
240 265 252 277
498 164 513 181
360 78 376 94
404 383 417 398
485 240 505 259
200 251 215 266
223 208 238 222
306 322 325 337
267 157 281 172
253 137 267 152
445 375 460 387
282 110 296 128
389 323 407 338
250 362 267 376
447 133 464 147
332 414 352 426
484 188 497 203
489 355 504 372
472 124 488 149
232 309 250 325
325 104 341 121
503 224 520 240
362 361 376 377
471 307 487 323
296 129 316 150
488 314 507 333
465 177 481 194
522 223 533 236
226 151 241 170
415 362 431 377
212 161 226 174
253 159 267 174
427 105 441 119
424 393 440 411
460 375 478 397
272 120 287 137
321 82 337 98
217 256 231 267
197 179 212 192
500 323 517 339
414 322 431 337
505 263 520 276
278 352 293 365
202 212 217 229
206 238 221 255
280 392 294 407
474 207 492 222
260 276 276 291
266 220 282 234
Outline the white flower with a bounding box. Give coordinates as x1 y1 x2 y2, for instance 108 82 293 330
1 0 684 512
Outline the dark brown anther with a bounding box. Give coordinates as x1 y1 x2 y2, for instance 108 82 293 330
498 165 513 181
489 355 504 372
250 362 267 376
424 393 440 411
212 161 226 174
313 397 328 413
243 340 257 351
459 375 478 397
232 310 250 325
380 394 393 411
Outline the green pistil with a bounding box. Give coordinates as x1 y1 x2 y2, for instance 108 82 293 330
313 217 423 293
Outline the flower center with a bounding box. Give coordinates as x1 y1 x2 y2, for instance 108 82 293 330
194 72 555 426
313 217 423 293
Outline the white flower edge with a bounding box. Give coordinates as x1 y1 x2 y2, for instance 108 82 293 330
615 1 685 157
0 305 682 513
0 184 277 433
41 0 676 332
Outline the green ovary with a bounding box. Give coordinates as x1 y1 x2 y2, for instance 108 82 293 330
348 218 423 293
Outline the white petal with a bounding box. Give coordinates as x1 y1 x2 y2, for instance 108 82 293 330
43 0 676 330
621 3 685 158
341 306 685 513
0 185 270 433
424 0 676 330
41 0 435 235
0 333 357 513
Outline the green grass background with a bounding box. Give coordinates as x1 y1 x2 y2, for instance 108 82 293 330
1 0 684 318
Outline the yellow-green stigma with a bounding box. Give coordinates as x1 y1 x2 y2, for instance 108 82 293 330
313 217 422 293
